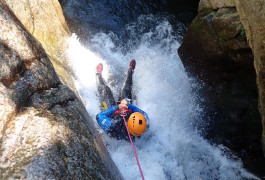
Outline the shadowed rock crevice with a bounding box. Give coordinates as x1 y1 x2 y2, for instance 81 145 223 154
232 0 265 160
0 44 25 87
29 85 76 110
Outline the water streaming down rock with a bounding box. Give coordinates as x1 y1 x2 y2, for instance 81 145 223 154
67 15 258 179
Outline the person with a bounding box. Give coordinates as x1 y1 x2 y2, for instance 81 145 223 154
96 59 149 140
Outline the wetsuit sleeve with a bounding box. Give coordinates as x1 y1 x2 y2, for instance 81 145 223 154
97 105 119 133
128 104 150 125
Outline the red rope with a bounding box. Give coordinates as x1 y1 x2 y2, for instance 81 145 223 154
122 109 145 180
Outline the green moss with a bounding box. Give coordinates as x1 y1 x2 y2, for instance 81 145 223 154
217 34 224 42
211 11 217 17
240 26 246 37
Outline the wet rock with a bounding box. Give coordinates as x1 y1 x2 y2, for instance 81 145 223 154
61 0 199 42
5 0 76 92
178 7 252 81
0 1 123 179
178 1 264 176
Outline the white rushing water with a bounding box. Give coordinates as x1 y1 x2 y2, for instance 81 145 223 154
67 15 257 180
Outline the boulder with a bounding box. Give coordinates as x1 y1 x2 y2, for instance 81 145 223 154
178 2 263 175
178 7 253 82
4 0 76 92
0 1 123 179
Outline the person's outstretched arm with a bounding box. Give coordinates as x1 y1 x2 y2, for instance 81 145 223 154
128 104 150 125
97 105 119 133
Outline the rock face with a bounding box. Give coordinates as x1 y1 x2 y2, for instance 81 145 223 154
233 0 265 158
0 1 123 179
179 7 253 81
5 0 76 92
198 0 235 11
178 0 264 176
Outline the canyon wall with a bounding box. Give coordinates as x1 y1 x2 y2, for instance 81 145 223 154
178 0 265 175
233 0 265 157
0 1 123 179
5 0 76 92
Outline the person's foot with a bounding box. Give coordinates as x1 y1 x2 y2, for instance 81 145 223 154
96 63 103 74
129 59 136 71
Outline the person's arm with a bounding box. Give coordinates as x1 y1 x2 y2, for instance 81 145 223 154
97 105 119 133
128 104 150 125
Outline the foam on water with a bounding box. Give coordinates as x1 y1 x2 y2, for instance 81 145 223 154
67 15 257 180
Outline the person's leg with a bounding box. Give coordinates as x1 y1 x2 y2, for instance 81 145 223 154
96 63 116 110
118 59 136 103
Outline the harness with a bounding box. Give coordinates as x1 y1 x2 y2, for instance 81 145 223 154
114 108 132 115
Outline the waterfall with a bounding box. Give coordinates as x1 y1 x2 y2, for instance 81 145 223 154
66 14 257 180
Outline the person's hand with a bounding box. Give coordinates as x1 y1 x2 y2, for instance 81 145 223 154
118 99 128 110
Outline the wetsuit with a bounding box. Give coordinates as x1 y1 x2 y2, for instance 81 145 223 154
96 68 149 140
96 104 149 140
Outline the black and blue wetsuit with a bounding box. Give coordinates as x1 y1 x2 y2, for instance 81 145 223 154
96 104 149 140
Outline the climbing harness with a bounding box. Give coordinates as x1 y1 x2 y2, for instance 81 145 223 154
122 109 145 180
114 108 132 115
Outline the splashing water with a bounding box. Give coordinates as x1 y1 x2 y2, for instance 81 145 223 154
67 15 257 180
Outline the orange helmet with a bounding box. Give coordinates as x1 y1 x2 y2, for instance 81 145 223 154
128 112 147 136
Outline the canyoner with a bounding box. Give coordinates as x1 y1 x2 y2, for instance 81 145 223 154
96 59 149 140
95 59 148 179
